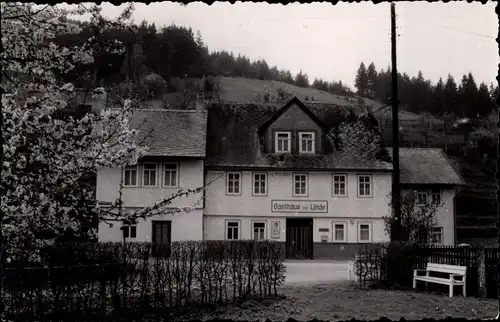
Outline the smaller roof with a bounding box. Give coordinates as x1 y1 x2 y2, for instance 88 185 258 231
257 96 331 136
389 148 465 185
128 109 207 158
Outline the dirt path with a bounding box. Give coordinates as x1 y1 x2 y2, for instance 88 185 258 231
185 281 497 321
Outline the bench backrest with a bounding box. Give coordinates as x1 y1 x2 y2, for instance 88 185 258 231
426 263 467 276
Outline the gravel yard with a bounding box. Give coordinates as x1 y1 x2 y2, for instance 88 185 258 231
181 281 497 321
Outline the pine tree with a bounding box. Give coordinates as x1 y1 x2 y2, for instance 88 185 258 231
354 62 369 97
443 75 458 116
294 70 309 87
366 62 378 99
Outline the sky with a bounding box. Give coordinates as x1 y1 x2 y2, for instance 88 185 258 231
73 1 498 89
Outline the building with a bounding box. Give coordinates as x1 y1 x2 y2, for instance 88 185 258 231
97 97 464 260
97 108 207 256
393 148 465 246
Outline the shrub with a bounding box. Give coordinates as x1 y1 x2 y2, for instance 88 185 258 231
4 240 286 321
139 73 167 98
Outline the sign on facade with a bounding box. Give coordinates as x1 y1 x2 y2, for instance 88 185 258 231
271 200 328 213
271 221 281 239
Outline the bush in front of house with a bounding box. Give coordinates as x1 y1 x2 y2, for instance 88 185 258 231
353 242 421 289
3 240 286 321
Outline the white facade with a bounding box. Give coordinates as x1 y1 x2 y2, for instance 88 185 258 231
97 159 205 242
204 170 393 244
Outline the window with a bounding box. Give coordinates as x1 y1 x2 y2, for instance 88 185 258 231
358 223 371 242
275 132 291 153
430 188 441 206
416 190 428 206
430 227 443 245
299 132 315 154
226 221 240 240
333 174 347 196
333 222 347 242
122 220 137 239
143 163 157 187
358 175 372 197
293 173 308 196
253 222 266 240
163 162 178 187
226 172 241 195
253 173 267 195
123 165 138 187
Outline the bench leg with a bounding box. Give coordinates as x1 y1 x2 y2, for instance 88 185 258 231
413 278 416 289
462 285 466 297
449 285 453 298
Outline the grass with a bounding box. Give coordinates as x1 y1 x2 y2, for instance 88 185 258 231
185 281 498 321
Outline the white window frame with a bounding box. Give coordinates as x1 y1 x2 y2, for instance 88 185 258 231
142 162 158 187
163 162 179 188
357 174 373 198
332 221 347 242
226 220 241 240
332 173 348 197
123 165 138 187
430 188 442 207
358 222 372 242
226 172 242 195
275 131 291 153
416 190 428 206
252 172 268 196
122 220 137 239
430 227 443 245
298 131 316 154
252 221 267 240
293 173 308 197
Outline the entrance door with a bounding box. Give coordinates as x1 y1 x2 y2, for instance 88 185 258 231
286 218 313 259
152 221 172 258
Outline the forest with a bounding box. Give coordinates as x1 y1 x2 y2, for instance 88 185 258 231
55 19 498 119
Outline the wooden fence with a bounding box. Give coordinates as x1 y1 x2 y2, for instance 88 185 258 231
409 245 498 298
355 244 498 298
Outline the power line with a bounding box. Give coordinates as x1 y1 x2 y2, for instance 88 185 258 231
401 16 495 40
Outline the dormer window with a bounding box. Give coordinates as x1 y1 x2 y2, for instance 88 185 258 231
275 131 291 153
299 132 315 154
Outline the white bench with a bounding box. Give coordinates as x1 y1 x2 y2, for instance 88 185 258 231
413 263 467 298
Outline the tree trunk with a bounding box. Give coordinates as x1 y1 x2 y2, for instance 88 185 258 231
477 248 487 298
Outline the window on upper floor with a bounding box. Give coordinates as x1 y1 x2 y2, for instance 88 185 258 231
226 221 240 240
275 131 291 153
122 220 137 239
293 173 308 196
430 188 441 206
226 172 242 195
123 165 138 187
253 173 267 195
332 174 347 197
163 162 179 188
357 174 372 197
416 190 428 206
143 162 158 187
253 221 266 240
299 132 315 154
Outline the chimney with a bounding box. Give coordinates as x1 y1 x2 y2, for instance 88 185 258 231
196 92 205 111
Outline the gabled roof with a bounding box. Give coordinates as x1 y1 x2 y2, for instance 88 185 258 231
257 97 331 136
389 148 465 185
129 109 207 158
206 101 393 171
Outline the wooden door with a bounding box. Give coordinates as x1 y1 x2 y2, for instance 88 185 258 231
286 225 312 259
152 221 172 258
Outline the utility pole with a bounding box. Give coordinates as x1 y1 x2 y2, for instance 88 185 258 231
390 3 403 241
